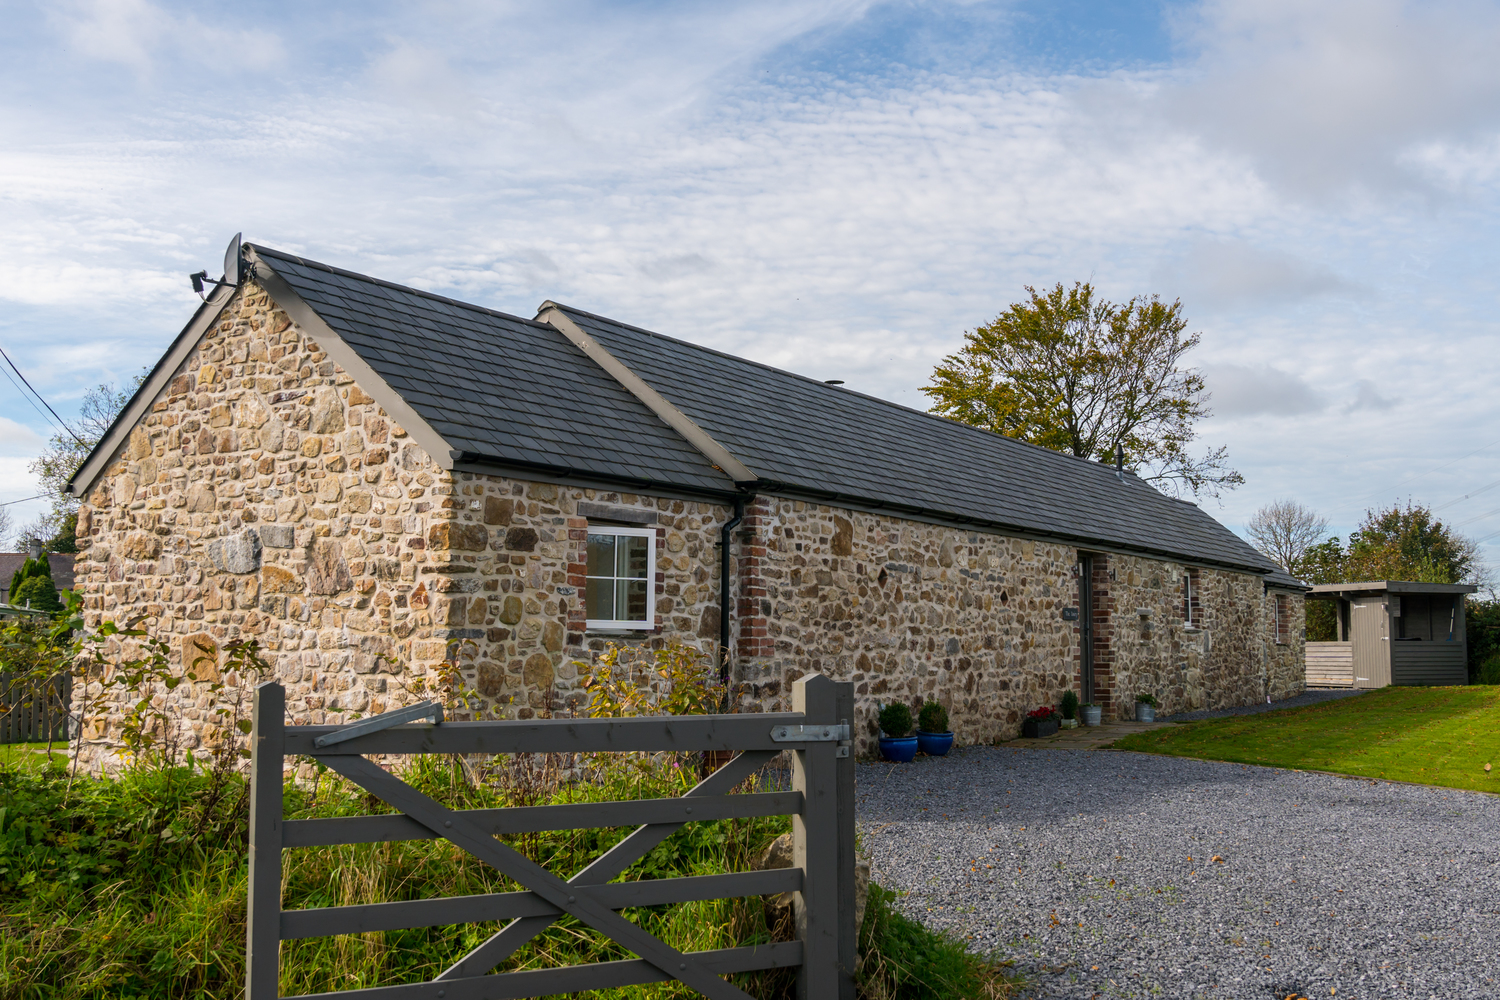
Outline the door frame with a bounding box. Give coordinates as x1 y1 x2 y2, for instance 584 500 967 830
1079 554 1095 705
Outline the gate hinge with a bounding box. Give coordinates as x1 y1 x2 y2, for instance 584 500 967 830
770 723 850 743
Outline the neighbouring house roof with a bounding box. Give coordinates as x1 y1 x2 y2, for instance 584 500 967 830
1308 581 1478 597
0 553 75 600
70 241 1302 583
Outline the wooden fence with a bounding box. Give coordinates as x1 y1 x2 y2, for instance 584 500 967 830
247 673 857 1000
0 672 72 743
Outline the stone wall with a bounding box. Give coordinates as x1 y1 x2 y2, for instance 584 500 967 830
727 497 1304 754
71 282 1303 768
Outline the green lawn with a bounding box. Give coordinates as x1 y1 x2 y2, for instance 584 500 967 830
0 742 68 773
1113 686 1500 793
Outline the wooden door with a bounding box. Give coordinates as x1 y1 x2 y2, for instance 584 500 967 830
1351 596 1391 688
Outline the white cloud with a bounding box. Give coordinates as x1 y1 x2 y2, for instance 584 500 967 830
1203 363 1325 417
2 0 1500 547
1346 378 1399 413
1155 239 1360 311
52 0 284 77
0 417 47 456
1160 0 1500 197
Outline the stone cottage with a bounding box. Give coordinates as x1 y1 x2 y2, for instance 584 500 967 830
66 241 1306 763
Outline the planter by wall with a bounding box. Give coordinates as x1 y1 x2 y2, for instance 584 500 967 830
1080 705 1102 726
917 730 955 756
1059 718 1078 729
879 735 919 762
1135 703 1156 723
1022 717 1060 739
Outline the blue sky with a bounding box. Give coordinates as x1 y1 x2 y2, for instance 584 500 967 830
4 0 1500 574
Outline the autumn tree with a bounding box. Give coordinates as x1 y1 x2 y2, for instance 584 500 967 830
1246 499 1329 577
923 282 1241 499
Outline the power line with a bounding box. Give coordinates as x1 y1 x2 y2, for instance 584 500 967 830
0 345 87 448
0 361 67 437
1325 438 1500 516
1434 476 1500 512
0 494 45 507
1453 504 1500 529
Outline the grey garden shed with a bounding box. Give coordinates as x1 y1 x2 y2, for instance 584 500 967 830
1305 581 1475 688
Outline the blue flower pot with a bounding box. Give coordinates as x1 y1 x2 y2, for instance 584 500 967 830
879 735 918 762
917 730 954 756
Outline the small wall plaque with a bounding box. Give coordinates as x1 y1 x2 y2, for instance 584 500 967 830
1060 607 1080 621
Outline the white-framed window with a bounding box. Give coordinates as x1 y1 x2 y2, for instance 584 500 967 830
585 525 656 630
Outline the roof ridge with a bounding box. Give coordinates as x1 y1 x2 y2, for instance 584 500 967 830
249 244 555 332
550 302 1198 496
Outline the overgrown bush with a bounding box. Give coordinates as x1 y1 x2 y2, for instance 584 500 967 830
878 702 913 738
916 701 949 734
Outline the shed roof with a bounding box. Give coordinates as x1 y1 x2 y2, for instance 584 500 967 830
1308 581 1478 597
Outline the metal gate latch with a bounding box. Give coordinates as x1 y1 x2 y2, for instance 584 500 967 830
770 722 853 756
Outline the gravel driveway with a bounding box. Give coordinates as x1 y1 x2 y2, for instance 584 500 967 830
857 747 1500 999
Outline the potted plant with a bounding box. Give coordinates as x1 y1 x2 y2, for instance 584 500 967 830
1080 702 1102 726
1135 693 1157 723
1022 705 1060 739
916 700 954 756
1059 690 1080 729
878 702 918 762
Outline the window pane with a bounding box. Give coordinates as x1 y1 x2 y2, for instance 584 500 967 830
587 534 616 576
617 535 650 579
620 579 649 623
587 578 615 621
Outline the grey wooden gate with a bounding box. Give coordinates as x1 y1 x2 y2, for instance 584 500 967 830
0 672 72 743
247 672 856 1000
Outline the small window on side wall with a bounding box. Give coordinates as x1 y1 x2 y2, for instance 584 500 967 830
586 525 656 630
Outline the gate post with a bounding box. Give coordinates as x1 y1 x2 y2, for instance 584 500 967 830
792 673 856 999
246 682 285 1000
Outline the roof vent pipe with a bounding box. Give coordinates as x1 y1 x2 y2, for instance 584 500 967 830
1115 443 1124 481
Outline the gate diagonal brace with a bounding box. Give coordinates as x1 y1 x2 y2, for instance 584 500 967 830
314 752 757 1000
312 701 443 749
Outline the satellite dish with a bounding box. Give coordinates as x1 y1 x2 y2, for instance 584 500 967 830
223 232 243 285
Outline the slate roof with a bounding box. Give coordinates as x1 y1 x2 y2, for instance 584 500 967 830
250 246 735 494
246 245 1294 580
559 305 1292 579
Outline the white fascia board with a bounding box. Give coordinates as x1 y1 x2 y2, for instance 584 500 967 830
536 303 757 486
68 282 239 501
249 251 456 472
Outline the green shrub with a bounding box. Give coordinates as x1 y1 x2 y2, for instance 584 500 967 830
1059 690 1079 720
1135 693 1157 706
1477 652 1500 685
878 702 913 738
916 701 949 734
10 574 62 614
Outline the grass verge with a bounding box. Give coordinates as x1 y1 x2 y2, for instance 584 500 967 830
1114 685 1500 793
